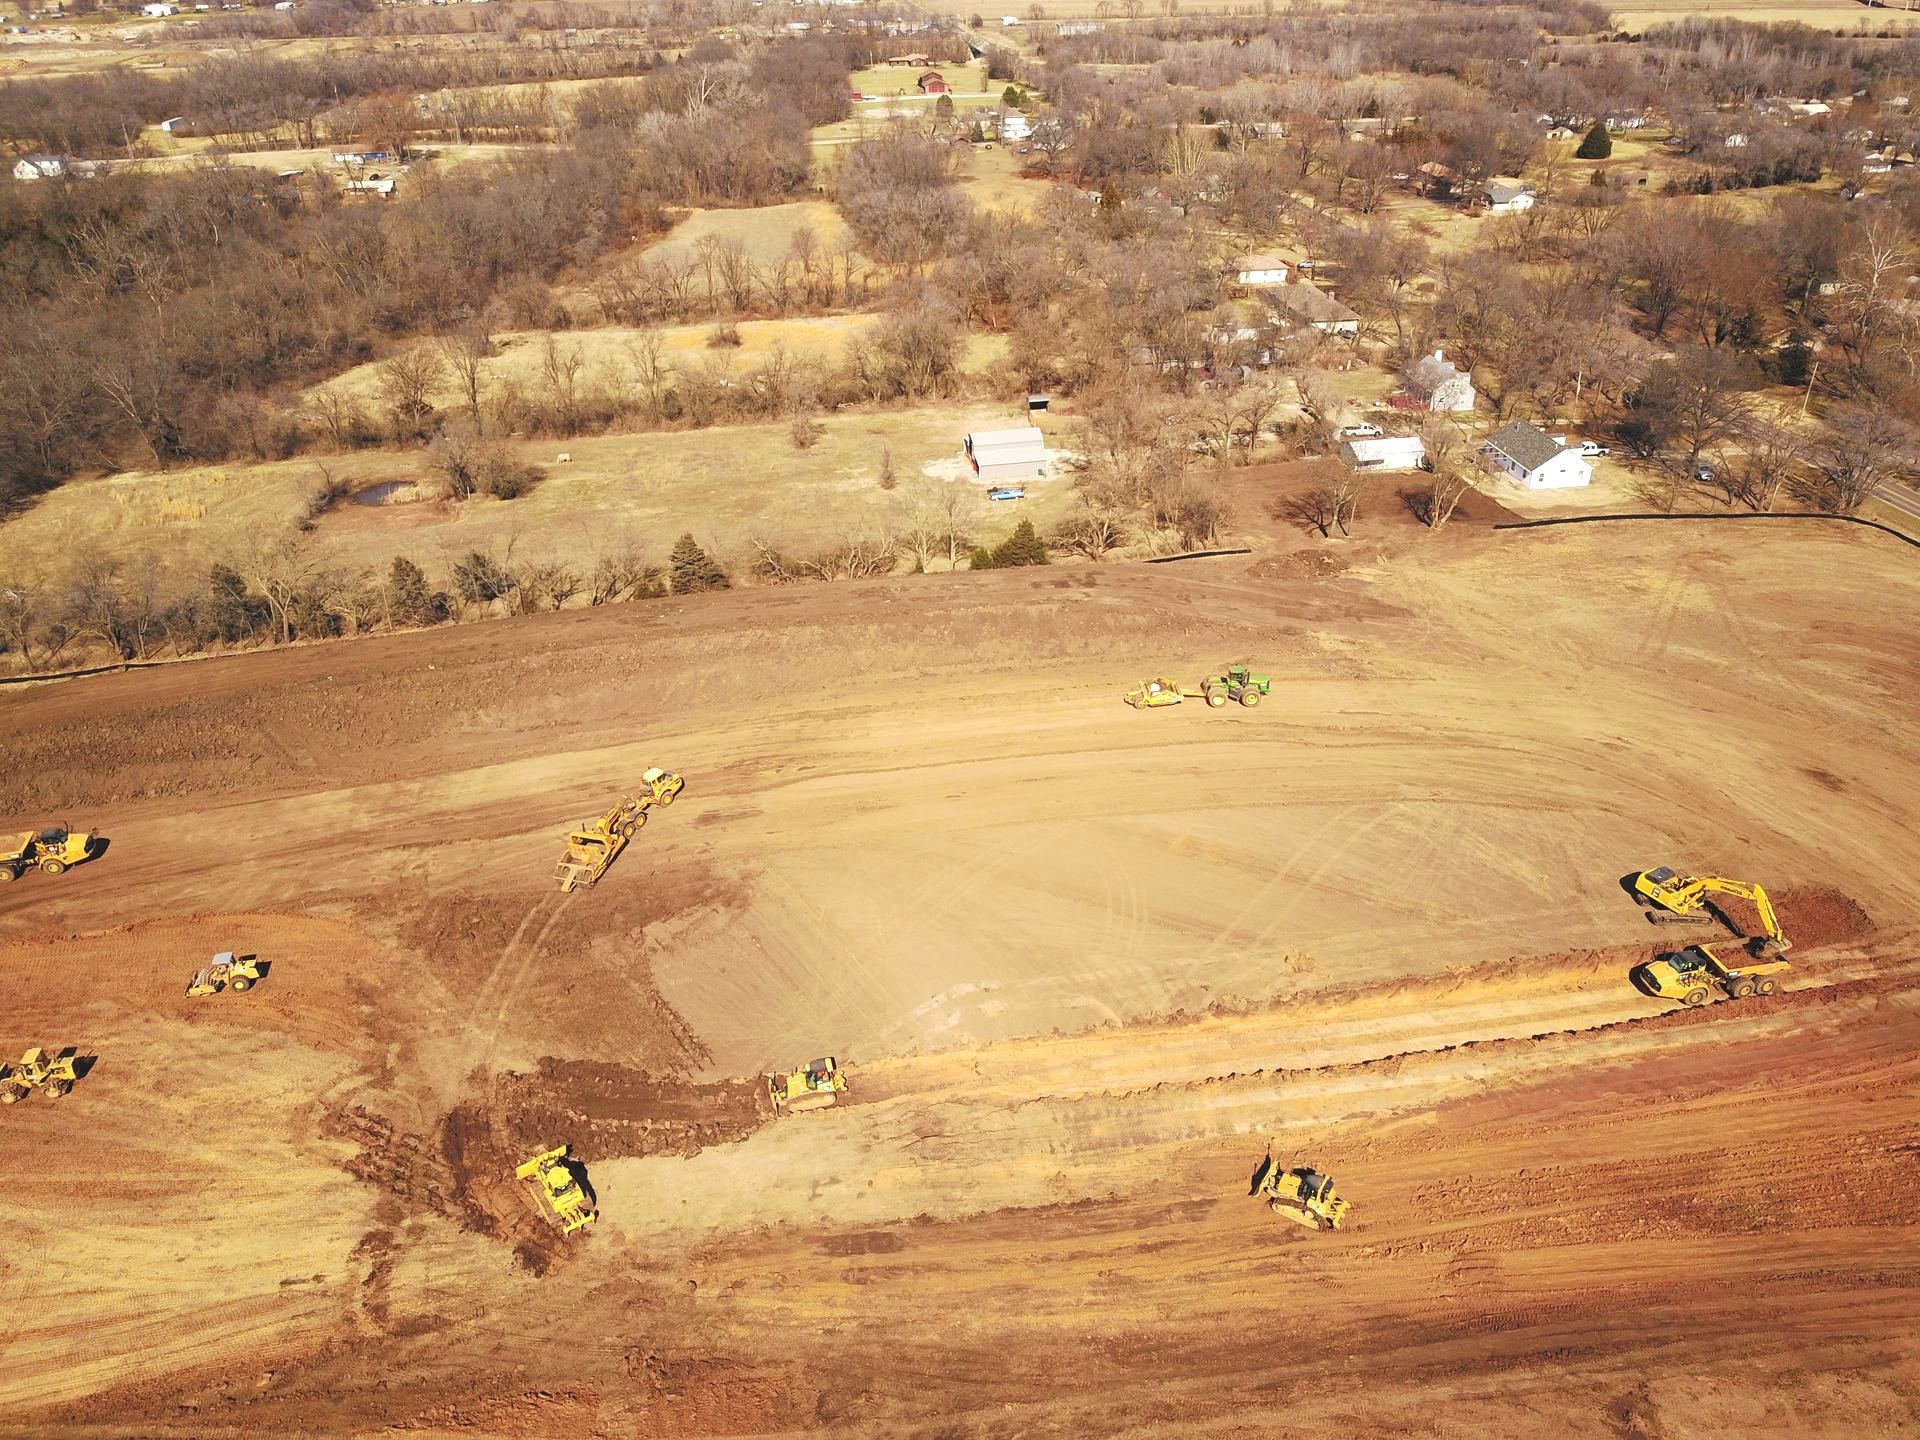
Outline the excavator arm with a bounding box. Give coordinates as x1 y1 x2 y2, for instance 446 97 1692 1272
1696 878 1790 952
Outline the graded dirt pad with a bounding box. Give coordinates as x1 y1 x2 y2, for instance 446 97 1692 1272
3 522 1920 1436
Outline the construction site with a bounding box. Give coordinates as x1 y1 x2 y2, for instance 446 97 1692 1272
3 517 1919 1438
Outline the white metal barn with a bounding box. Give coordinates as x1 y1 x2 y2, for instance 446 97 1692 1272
965 427 1048 482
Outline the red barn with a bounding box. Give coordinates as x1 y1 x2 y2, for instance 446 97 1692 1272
918 70 950 94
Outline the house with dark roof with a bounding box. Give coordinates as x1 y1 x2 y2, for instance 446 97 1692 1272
1482 420 1592 490
1400 348 1475 413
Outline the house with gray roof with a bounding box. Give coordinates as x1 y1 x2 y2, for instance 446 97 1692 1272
1482 420 1592 490
1268 281 1359 337
1401 348 1475 413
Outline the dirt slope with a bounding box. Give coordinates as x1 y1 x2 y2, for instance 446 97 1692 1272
2 521 1917 1437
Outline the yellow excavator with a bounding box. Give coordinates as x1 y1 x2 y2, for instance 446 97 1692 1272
768 1057 846 1115
1631 868 1792 957
1 825 96 883
1 1047 80 1104
1253 1151 1351 1230
1635 943 1790 1008
552 770 685 893
516 1145 597 1235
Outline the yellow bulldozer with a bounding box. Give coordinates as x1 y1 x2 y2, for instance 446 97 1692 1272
768 1056 845 1115
1631 868 1792 957
1 1047 81 1104
1254 1152 1352 1230
1 825 96 883
1635 943 1790 1008
516 1144 597 1235
187 951 264 997
553 770 684 894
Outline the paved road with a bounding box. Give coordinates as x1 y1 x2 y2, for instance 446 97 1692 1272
1875 476 1920 524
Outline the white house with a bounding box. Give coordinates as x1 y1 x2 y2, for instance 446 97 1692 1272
140 3 177 15
1401 349 1475 413
1486 181 1535 213
1339 434 1426 471
1000 13 1018 22
12 154 65 180
1269 281 1359 337
1232 252 1290 288
1483 420 1592 490
159 116 187 133
999 113 1032 142
965 426 1048 482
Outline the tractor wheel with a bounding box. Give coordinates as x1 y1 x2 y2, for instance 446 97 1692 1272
1729 976 1756 999
230 976 253 992
1682 987 1710 1007
658 788 677 806
0 1087 21 1105
1240 689 1262 708
39 858 66 875
0 865 15 882
1754 975 1778 996
1207 691 1228 708
47 1082 71 1099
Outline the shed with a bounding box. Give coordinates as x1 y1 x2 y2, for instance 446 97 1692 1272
1482 420 1592 490
1339 435 1426 471
965 426 1048 482
918 70 950 94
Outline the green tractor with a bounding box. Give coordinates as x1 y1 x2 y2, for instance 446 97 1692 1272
1200 664 1271 709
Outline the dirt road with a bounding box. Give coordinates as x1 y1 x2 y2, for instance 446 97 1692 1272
2 519 1917 1436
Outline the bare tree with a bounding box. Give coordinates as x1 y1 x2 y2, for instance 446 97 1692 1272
1808 403 1915 514
378 346 446 430
439 324 493 433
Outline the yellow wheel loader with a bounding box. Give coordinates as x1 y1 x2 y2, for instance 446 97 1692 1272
516 1144 597 1235
1 825 96 883
1 1047 80 1104
768 1056 845 1115
1630 868 1792 957
187 951 264 997
1635 943 1791 1008
1254 1151 1351 1230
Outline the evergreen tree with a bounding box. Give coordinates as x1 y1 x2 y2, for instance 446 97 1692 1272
1002 85 1025 109
669 533 730 592
384 556 436 626
1575 122 1612 160
205 562 271 642
990 519 1050 568
453 551 516 608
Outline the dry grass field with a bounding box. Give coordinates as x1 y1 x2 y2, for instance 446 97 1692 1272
0 400 1070 587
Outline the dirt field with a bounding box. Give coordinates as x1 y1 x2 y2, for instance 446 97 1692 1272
3 514 1919 1436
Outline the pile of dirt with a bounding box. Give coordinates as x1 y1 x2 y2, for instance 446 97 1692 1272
1773 886 1874 949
